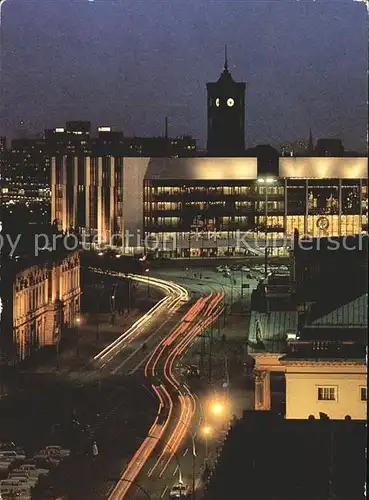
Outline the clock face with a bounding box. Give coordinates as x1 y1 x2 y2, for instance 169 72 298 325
227 97 235 107
316 216 329 230
215 98 220 107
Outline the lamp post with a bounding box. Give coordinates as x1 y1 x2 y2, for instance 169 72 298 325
75 316 81 355
201 425 213 465
257 177 276 280
145 268 150 298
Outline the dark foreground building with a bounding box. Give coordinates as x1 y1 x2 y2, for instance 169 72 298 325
201 411 366 500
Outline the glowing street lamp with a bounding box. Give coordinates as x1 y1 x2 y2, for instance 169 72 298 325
75 315 81 355
210 402 224 417
200 425 213 464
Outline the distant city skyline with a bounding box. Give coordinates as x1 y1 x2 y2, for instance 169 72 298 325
0 0 367 151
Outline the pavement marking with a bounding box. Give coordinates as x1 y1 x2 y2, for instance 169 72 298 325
161 486 168 498
172 464 179 476
111 309 177 374
183 448 188 456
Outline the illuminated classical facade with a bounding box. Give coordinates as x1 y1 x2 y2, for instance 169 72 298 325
250 293 368 421
1 251 80 363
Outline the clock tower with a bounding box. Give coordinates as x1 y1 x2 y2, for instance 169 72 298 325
206 47 246 156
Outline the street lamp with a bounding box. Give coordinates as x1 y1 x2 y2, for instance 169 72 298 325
257 177 277 280
145 268 150 298
200 425 213 464
210 402 224 417
75 316 81 355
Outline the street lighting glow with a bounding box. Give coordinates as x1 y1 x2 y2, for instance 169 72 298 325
201 425 212 436
210 402 224 416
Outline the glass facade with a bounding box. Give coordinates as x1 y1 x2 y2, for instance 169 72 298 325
143 177 367 257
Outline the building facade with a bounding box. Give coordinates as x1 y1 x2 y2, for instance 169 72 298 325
143 156 367 257
250 292 368 421
0 250 80 364
51 156 367 255
282 349 367 420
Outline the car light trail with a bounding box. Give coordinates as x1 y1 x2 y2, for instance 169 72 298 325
108 289 224 500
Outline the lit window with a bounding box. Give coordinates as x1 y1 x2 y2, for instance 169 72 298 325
317 387 336 401
360 387 367 401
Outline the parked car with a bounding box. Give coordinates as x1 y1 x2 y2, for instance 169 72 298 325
13 464 49 478
44 446 70 458
7 474 37 489
0 459 14 471
216 265 225 273
0 451 26 462
0 479 31 495
169 483 190 498
0 443 16 451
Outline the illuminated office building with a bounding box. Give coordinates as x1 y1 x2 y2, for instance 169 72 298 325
142 156 367 257
51 156 367 257
51 155 127 246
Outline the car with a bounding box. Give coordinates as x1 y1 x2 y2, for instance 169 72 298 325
241 266 250 272
1 478 32 491
0 443 15 451
0 451 26 462
0 479 31 495
215 265 225 273
33 449 63 463
0 459 13 472
14 464 49 478
44 446 70 458
169 483 190 498
230 264 239 271
7 474 37 489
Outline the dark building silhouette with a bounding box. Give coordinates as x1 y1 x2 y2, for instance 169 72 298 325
244 144 279 176
315 138 344 156
0 136 6 152
207 47 246 156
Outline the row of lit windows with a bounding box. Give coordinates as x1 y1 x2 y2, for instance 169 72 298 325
145 215 367 236
15 284 47 318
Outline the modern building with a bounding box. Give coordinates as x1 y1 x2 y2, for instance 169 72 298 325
0 137 51 220
0 249 81 364
0 136 6 153
45 122 196 157
51 155 368 255
207 49 246 156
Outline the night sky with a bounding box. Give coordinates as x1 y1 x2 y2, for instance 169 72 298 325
0 0 367 151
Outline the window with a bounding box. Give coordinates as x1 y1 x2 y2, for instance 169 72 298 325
317 387 336 401
360 387 367 401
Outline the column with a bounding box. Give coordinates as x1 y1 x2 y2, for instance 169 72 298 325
254 370 271 410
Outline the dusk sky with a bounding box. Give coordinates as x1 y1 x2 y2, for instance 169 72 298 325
0 0 367 151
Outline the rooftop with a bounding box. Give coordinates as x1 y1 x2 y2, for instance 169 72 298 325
144 156 258 180
142 156 368 181
248 309 298 354
310 294 368 328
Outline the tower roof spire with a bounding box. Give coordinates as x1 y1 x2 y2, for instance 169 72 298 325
224 44 228 71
